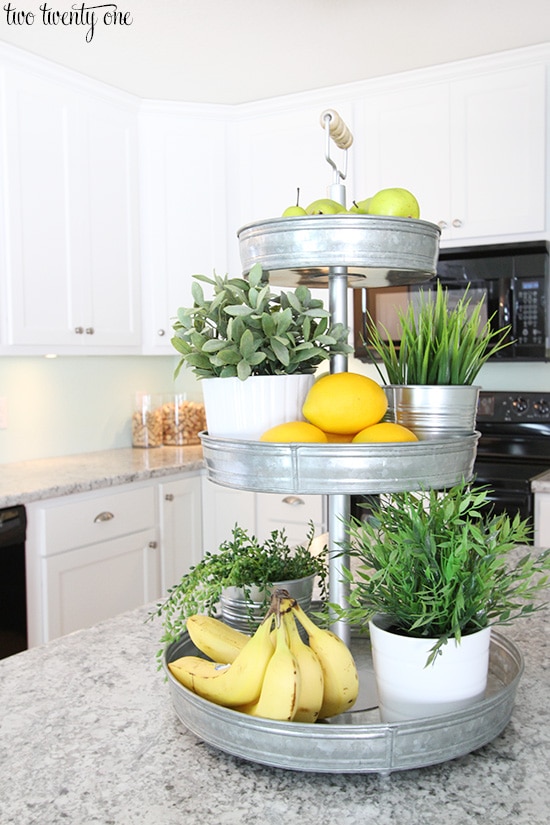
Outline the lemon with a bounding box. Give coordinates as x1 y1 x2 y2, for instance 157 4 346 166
352 422 418 443
323 432 355 443
302 372 388 435
260 421 329 443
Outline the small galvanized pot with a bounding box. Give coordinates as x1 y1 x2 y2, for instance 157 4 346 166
384 384 480 439
220 574 316 633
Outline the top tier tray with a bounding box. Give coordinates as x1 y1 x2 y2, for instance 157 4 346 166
237 214 441 288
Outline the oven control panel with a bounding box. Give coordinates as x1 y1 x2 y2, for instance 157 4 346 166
477 391 550 423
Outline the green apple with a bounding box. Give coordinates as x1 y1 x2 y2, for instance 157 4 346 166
282 204 307 216
348 198 372 214
305 198 347 215
367 187 420 218
282 187 307 217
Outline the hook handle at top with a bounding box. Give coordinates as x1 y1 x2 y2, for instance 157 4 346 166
320 109 353 150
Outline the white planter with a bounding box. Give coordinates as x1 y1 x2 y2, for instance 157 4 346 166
201 374 315 440
369 614 491 722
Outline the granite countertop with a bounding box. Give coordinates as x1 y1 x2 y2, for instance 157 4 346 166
0 446 205 508
1 590 549 825
532 468 550 493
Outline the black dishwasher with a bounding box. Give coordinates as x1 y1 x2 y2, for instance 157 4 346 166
0 505 27 659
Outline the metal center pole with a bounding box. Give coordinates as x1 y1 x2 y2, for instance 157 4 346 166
327 266 351 645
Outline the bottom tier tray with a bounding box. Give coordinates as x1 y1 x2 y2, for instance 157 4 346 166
200 432 480 495
163 631 523 775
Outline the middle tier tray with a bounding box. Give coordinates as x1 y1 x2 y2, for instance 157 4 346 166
200 432 480 495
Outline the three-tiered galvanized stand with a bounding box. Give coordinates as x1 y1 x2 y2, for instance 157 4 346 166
165 111 523 773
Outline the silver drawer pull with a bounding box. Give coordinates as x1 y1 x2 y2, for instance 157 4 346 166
165 494 174 501
282 496 305 507
93 511 114 523
148 541 158 549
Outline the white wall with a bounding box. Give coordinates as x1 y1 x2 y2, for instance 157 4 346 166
0 355 202 463
1 349 548 465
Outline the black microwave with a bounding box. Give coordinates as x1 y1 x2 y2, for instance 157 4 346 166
353 241 550 362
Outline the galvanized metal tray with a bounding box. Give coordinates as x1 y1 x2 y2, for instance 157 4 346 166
237 214 441 288
164 631 523 774
200 432 480 495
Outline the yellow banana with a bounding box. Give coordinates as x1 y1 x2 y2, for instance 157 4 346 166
168 613 275 707
282 609 324 723
291 602 359 719
168 655 230 686
236 615 300 722
186 614 249 663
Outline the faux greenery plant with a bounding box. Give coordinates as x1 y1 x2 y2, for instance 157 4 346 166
171 263 352 381
365 281 512 385
333 481 550 664
149 522 328 658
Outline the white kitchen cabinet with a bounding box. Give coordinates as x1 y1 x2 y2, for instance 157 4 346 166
200 476 326 550
359 63 547 244
255 492 326 546
534 492 550 548
158 473 203 591
139 106 229 354
200 477 256 552
0 65 141 354
26 483 160 645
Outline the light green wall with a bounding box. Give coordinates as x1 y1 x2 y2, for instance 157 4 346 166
1 354 549 465
0 355 203 464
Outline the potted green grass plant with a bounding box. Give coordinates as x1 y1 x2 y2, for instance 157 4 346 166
333 481 550 721
171 263 351 439
150 521 328 656
364 282 513 437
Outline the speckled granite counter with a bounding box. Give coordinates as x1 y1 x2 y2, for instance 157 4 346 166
0 447 205 508
1 594 549 825
532 468 550 493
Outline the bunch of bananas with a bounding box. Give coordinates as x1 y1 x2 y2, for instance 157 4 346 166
168 590 359 723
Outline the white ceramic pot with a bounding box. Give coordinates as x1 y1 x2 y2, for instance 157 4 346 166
201 374 315 440
384 384 480 439
369 614 491 722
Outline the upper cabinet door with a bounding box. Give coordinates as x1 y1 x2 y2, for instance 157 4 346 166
358 62 547 244
78 96 141 348
449 64 547 240
139 108 228 354
0 67 141 353
358 82 451 229
0 70 81 348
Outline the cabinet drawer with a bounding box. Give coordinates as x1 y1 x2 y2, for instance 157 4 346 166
40 486 156 555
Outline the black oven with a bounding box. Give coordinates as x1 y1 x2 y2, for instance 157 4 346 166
351 391 550 543
0 505 27 659
353 241 550 363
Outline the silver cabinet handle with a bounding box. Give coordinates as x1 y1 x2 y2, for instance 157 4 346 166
452 218 463 228
148 541 158 549
75 326 84 334
93 511 114 523
165 493 174 501
157 329 166 337
437 220 448 230
85 327 94 335
282 496 305 506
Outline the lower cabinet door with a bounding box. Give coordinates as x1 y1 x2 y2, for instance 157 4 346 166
159 475 203 592
41 528 160 642
201 478 256 553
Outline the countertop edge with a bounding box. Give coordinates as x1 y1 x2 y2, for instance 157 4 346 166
0 447 206 508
